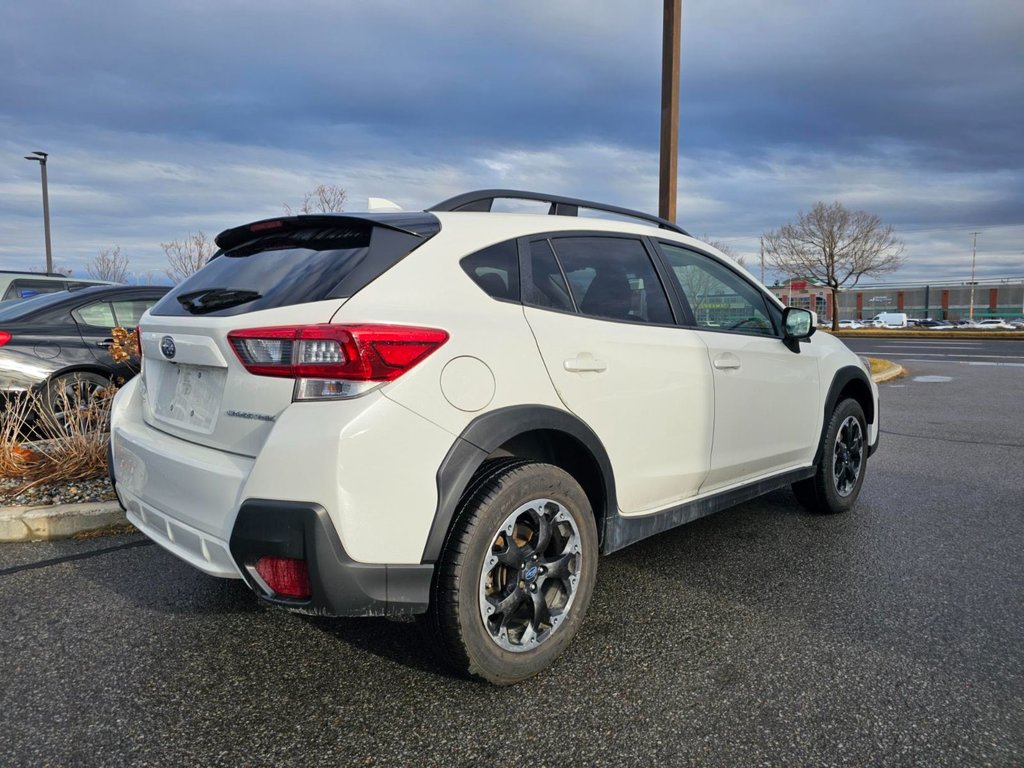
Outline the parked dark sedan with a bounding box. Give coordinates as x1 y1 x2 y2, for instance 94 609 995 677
0 285 169 420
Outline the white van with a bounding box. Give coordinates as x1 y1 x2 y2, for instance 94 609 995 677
871 312 908 328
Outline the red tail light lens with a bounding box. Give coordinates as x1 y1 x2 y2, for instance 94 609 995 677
227 324 448 393
0 331 10 347
254 556 311 599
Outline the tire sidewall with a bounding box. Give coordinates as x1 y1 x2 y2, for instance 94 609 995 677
821 398 868 512
454 465 598 683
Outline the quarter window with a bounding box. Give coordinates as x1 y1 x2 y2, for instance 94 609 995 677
549 237 673 325
112 299 157 326
659 244 775 336
460 241 520 301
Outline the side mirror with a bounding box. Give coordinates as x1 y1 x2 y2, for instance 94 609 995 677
783 307 816 341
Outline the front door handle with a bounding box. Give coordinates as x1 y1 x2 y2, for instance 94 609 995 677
712 355 741 371
564 357 607 373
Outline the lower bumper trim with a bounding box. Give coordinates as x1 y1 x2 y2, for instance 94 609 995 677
229 500 432 617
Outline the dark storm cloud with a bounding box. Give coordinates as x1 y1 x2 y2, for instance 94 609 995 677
1 0 1021 278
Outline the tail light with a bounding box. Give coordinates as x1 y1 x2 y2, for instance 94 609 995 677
253 556 311 599
227 324 448 400
0 331 10 347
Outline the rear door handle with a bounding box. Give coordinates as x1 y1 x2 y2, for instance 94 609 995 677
96 339 114 349
564 357 607 373
712 355 741 371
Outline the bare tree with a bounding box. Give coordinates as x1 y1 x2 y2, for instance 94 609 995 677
763 202 904 331
86 246 130 283
30 265 73 276
163 231 214 283
284 183 348 215
700 235 747 269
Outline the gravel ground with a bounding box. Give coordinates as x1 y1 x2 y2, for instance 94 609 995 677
0 475 116 507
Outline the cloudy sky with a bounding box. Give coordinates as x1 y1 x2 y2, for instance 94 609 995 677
1 0 1022 284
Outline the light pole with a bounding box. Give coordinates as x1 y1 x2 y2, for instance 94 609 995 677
23 151 53 273
968 231 980 321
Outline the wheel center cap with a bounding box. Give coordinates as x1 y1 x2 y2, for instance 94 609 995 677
524 564 539 582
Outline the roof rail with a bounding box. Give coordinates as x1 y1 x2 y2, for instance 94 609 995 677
428 189 689 235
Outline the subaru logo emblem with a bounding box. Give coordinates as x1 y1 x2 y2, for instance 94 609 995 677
524 565 539 582
160 336 176 359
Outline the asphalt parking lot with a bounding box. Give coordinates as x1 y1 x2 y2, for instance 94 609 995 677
1 350 1022 766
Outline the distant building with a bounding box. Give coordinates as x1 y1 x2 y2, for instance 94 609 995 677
770 276 1024 322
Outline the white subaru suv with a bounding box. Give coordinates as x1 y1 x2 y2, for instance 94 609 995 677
110 190 879 684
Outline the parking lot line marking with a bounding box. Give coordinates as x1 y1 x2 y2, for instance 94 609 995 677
899 358 1024 367
0 539 153 578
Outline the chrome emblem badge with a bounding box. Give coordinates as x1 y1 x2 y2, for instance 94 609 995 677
160 335 176 359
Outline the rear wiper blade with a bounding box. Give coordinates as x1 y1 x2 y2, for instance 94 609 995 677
177 288 261 314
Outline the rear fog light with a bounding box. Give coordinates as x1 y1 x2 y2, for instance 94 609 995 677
254 556 311 599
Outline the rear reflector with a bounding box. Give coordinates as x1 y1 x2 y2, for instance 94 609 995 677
0 331 10 347
228 324 448 399
254 556 311 599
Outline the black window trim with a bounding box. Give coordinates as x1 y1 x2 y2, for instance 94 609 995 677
518 230 684 330
650 239 784 339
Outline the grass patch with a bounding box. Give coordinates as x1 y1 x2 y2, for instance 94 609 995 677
865 357 890 374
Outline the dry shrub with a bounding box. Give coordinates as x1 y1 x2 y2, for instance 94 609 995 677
0 385 114 492
0 393 44 477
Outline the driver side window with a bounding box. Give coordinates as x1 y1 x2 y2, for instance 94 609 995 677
659 243 776 336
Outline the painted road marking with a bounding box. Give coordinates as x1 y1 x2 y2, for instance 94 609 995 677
914 376 953 382
898 359 1024 367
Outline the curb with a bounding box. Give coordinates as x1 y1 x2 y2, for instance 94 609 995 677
870 360 906 383
0 501 126 543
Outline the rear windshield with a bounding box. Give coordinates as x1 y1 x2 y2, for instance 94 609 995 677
151 218 438 317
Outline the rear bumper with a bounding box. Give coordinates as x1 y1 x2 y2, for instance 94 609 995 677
230 500 432 616
109 377 441 615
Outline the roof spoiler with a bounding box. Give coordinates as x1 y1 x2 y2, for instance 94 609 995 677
214 213 440 252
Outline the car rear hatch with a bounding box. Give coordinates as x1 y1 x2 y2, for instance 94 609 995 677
139 212 440 457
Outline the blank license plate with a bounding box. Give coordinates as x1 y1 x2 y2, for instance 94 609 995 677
153 364 226 432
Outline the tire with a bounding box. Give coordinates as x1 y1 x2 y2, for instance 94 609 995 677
40 371 112 434
792 398 868 514
427 461 599 685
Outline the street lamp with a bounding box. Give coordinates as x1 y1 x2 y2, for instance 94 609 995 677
23 150 53 274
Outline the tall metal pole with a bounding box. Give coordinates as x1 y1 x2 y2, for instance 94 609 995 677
24 151 53 273
659 0 681 222
968 231 980 321
759 236 765 284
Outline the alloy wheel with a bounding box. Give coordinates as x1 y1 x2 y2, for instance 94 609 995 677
832 415 864 497
478 498 582 652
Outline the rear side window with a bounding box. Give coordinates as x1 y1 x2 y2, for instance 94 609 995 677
525 240 574 312
74 302 116 328
550 237 673 325
151 221 435 317
461 241 520 301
